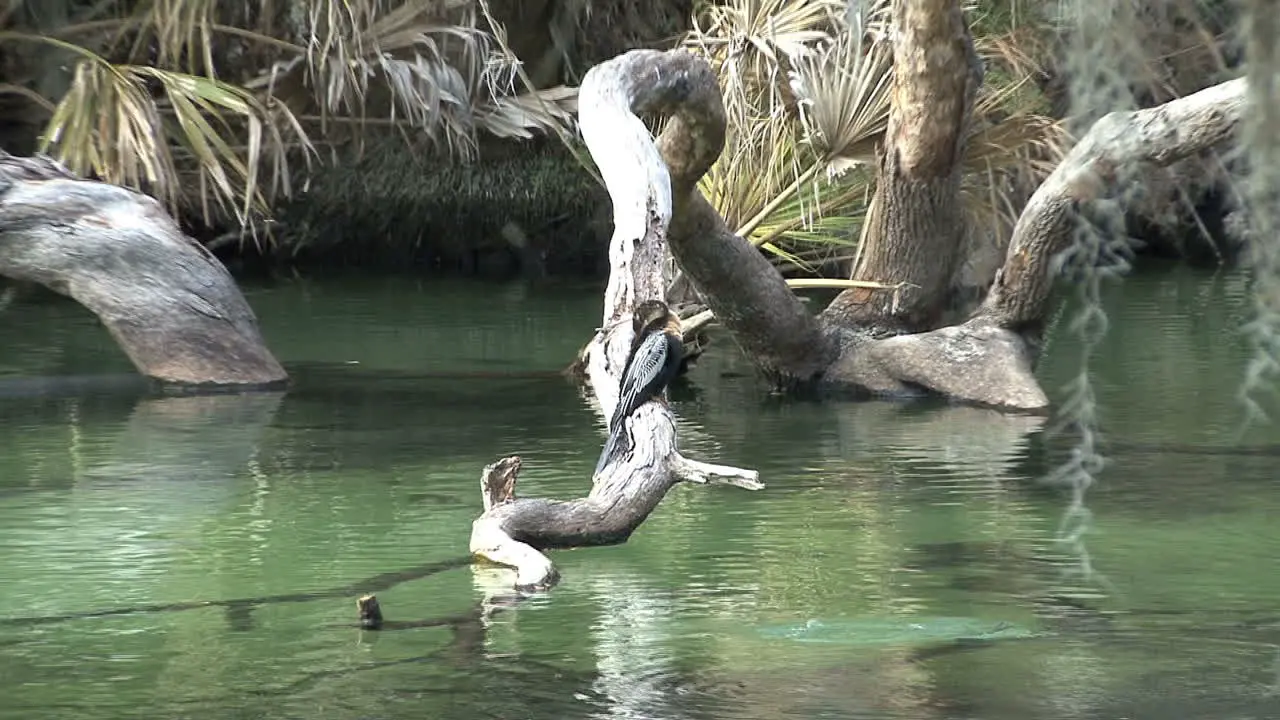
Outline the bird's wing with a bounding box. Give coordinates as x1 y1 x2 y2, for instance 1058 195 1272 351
611 330 670 429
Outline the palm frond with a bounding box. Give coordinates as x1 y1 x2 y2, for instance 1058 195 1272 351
685 0 846 130
284 0 538 160
476 85 579 140
142 0 218 75
688 0 888 272
790 22 893 166
133 0 573 160
686 0 1067 277
30 36 309 234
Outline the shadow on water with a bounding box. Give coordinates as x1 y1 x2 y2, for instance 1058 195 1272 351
0 555 474 629
0 383 285 498
0 373 149 400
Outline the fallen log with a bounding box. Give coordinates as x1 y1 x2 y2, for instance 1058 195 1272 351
469 52 763 590
0 152 286 388
649 50 1247 411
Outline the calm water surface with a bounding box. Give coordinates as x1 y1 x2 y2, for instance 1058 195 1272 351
1 266 1278 720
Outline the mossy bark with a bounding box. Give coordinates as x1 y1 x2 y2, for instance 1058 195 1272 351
253 136 611 278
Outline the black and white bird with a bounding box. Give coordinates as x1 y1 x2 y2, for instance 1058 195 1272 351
592 300 684 477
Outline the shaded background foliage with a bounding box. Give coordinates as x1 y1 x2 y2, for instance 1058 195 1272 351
0 0 1250 282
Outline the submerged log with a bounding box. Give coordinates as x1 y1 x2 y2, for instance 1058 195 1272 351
603 47 1247 412
470 53 763 590
0 152 286 388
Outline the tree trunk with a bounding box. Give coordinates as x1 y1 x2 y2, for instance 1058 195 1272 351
821 0 984 335
469 51 763 592
0 153 287 388
582 47 1245 413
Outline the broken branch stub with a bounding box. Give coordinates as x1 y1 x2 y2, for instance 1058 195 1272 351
469 50 762 591
0 152 286 388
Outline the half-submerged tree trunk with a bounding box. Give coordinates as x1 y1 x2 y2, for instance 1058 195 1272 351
469 53 763 591
0 152 287 388
658 15 1245 411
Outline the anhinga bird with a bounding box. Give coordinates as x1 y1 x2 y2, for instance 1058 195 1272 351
592 300 684 477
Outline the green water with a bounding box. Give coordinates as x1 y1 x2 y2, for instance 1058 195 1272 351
1 266 1279 720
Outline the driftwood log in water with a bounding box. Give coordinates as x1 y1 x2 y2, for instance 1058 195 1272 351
578 49 1246 412
0 152 286 388
469 54 763 590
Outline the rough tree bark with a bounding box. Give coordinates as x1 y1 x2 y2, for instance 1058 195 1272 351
0 152 287 387
469 53 763 591
662 50 1244 410
822 0 984 335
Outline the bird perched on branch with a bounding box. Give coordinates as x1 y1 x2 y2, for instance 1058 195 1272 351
593 300 684 477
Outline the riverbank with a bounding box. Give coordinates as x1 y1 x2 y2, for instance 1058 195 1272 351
204 137 614 281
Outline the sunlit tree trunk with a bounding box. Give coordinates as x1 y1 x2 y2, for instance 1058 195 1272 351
821 0 984 335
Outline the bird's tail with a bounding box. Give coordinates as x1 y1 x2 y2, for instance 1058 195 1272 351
592 422 631 478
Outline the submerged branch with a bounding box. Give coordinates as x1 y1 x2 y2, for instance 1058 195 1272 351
0 557 473 629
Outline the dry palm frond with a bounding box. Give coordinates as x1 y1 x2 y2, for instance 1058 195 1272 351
691 0 891 271
123 0 569 160
685 0 847 131
141 0 218 75
476 85 580 140
26 34 308 235
790 24 892 171
472 0 600 184
283 0 537 160
961 26 1071 238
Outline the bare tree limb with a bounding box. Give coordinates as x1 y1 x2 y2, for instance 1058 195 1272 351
973 77 1248 334
667 192 840 386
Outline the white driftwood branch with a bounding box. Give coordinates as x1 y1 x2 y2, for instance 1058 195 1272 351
470 516 560 589
469 50 761 591
671 454 763 489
